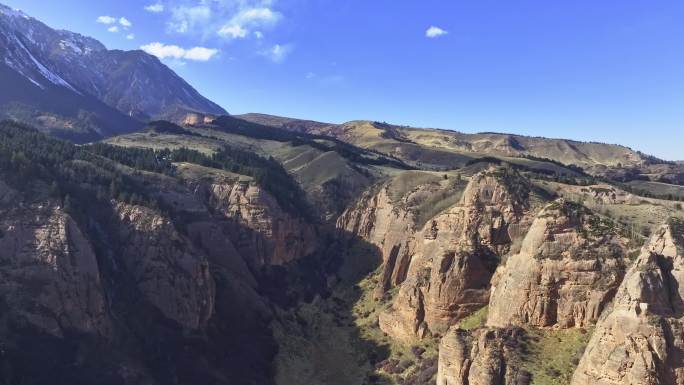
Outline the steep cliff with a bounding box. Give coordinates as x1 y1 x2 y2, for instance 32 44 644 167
114 203 215 330
379 168 537 342
437 328 530 385
337 171 467 295
572 218 684 385
0 123 327 385
171 163 319 268
487 199 632 329
0 200 109 337
206 179 318 266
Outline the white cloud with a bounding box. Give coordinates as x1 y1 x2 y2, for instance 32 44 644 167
126 33 135 40
232 7 281 25
141 42 219 62
168 5 211 33
218 6 281 40
119 17 132 28
108 25 119 33
184 46 220 61
144 3 164 13
425 26 448 38
153 1 283 40
218 24 248 39
96 16 117 24
142 42 184 59
261 44 292 63
305 72 315 79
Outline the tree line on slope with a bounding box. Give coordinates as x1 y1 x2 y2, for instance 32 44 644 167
0 120 313 218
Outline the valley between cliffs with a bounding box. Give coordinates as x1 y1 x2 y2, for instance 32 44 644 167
1 113 684 385
2 4 684 384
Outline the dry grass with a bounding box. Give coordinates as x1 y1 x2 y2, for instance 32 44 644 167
104 132 222 155
535 180 684 234
174 162 252 182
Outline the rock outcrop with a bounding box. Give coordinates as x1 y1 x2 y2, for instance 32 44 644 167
572 218 684 385
337 171 465 294
380 169 536 342
487 200 631 329
207 180 318 267
337 185 419 291
115 203 215 330
437 327 530 385
182 112 216 126
0 203 109 336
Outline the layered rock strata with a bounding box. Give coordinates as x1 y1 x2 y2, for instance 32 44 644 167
487 199 631 329
572 218 684 385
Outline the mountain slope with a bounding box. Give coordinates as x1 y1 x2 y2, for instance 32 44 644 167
0 3 225 139
0 59 142 141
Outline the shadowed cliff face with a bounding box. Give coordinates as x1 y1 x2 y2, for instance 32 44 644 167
0 154 324 385
572 219 684 385
0 202 110 338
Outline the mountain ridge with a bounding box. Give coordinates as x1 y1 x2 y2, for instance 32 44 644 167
0 2 225 140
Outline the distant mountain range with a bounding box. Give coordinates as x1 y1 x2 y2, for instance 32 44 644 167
0 3 225 141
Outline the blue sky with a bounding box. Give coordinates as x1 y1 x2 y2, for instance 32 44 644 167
4 0 684 160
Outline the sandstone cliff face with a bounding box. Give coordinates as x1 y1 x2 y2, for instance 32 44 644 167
337 185 419 291
0 202 109 337
207 180 318 267
572 218 684 385
337 172 465 294
0 176 298 384
0 170 316 338
380 169 535 342
437 327 529 385
115 203 215 330
487 200 630 329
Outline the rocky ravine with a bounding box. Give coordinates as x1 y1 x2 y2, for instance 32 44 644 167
201 177 318 267
572 218 684 385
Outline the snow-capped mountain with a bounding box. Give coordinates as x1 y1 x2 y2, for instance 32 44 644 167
0 3 226 140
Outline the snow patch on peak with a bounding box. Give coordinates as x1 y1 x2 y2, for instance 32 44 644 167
56 30 106 53
4 57 45 90
59 39 83 55
11 35 81 94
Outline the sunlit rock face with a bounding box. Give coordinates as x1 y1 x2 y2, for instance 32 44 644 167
487 199 630 329
572 219 684 385
379 169 536 342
